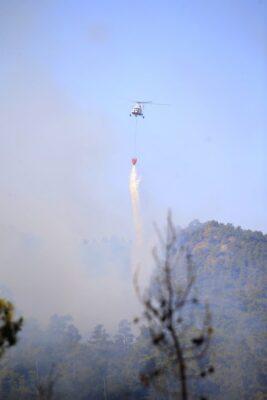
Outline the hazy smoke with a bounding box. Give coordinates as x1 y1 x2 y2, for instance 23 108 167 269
0 1 140 331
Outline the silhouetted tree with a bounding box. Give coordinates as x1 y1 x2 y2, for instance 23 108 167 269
114 319 134 350
36 364 59 400
0 297 23 358
134 213 214 400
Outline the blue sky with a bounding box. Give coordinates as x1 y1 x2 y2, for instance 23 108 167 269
0 0 266 325
1 0 266 234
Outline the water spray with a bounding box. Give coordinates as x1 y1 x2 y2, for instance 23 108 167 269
129 165 142 276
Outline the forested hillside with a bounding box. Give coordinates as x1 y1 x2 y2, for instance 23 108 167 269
0 221 266 399
180 221 267 399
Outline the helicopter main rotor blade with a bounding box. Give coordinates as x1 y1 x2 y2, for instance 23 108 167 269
137 101 170 106
125 98 169 105
150 102 170 106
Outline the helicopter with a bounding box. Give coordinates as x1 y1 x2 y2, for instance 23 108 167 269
129 100 168 118
129 101 152 118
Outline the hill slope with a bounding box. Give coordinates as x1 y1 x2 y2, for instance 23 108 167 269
178 221 267 399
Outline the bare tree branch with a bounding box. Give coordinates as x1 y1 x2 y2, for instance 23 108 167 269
135 212 214 400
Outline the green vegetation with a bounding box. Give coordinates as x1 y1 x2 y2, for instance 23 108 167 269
0 298 23 358
0 220 266 399
178 220 267 399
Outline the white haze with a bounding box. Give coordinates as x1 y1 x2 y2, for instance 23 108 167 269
0 68 142 330
0 3 143 330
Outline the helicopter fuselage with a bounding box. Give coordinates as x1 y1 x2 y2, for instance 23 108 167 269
130 103 144 118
